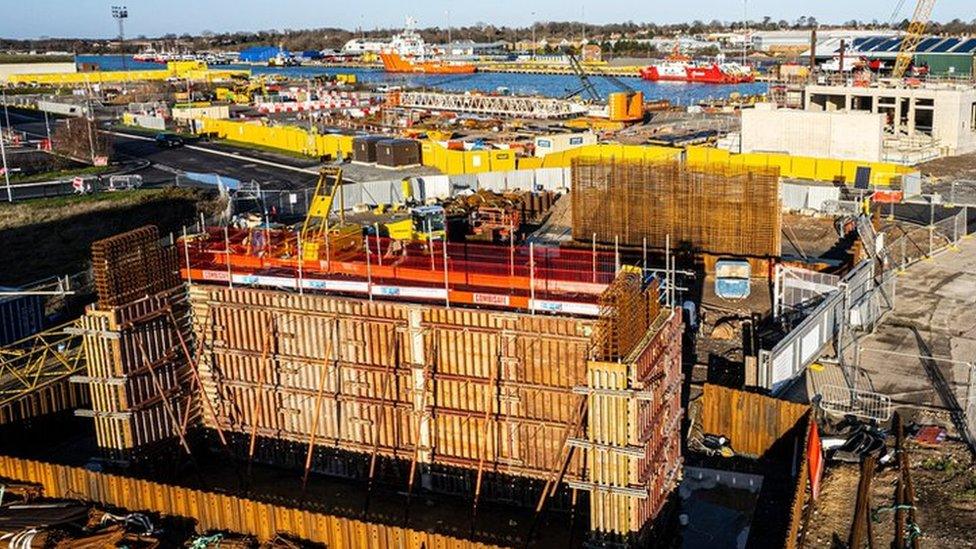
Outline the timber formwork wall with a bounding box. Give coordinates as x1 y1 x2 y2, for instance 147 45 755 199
189 284 596 480
77 226 196 452
571 157 782 258
188 275 683 543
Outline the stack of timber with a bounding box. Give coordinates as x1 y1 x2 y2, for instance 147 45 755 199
188 265 683 544
571 157 782 258
72 226 198 453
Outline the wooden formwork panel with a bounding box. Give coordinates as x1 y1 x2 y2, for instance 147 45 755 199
700 383 809 457
0 455 502 549
80 289 194 451
190 285 597 481
583 309 684 540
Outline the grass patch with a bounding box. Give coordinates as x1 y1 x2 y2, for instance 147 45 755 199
0 186 222 285
0 54 74 64
920 454 959 473
11 165 112 185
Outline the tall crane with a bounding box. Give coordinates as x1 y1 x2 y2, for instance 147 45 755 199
892 0 937 78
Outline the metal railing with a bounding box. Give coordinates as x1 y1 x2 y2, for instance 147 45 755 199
820 383 893 423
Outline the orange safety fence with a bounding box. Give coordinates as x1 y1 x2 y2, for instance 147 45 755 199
180 227 618 300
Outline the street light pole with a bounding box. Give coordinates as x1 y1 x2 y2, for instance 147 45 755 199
112 6 129 71
0 121 10 202
2 88 10 132
532 13 537 60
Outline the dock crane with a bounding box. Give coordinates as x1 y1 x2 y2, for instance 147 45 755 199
562 50 645 122
892 0 937 78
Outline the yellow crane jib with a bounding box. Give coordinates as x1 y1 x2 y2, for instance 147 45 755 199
893 0 937 78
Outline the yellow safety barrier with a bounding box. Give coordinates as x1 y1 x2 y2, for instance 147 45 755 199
9 61 249 86
685 146 913 186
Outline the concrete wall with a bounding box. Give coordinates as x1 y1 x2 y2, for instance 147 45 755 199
741 105 884 162
0 62 76 84
805 84 976 157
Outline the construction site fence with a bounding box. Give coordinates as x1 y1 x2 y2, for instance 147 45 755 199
686 146 915 187
882 205 970 271
229 168 574 219
0 455 500 549
760 259 883 393
6 63 250 86
4 174 145 202
194 117 918 187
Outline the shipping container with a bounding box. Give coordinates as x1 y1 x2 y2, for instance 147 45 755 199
376 139 421 167
534 132 597 158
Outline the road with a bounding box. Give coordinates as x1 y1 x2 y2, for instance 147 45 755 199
5 109 321 190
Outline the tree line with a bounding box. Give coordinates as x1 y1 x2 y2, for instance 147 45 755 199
3 17 976 54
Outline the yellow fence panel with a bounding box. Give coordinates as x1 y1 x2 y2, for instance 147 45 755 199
517 157 544 170
489 150 517 171
464 151 491 173
814 159 845 183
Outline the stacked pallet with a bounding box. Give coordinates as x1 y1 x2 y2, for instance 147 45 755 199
75 227 196 453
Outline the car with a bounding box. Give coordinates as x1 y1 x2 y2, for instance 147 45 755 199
154 133 184 148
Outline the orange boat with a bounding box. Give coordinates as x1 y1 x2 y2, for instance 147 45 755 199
380 52 476 75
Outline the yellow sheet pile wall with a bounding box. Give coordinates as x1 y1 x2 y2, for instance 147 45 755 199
685 146 912 186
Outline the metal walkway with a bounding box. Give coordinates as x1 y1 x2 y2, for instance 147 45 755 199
397 91 589 119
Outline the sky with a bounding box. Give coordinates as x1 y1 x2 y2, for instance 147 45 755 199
0 0 973 40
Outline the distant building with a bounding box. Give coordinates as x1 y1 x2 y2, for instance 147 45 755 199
442 40 510 57
238 46 286 63
752 29 899 55
341 38 390 55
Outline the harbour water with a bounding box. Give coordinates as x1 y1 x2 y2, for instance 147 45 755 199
79 55 769 105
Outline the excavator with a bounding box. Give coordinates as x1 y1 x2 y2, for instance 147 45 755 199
215 75 279 105
379 177 448 242
299 166 363 261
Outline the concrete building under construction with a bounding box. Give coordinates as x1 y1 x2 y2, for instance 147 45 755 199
65 224 684 547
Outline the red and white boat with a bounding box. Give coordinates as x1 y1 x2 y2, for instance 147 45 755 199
640 53 754 84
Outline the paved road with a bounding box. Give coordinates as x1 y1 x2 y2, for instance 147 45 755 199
6 109 321 190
